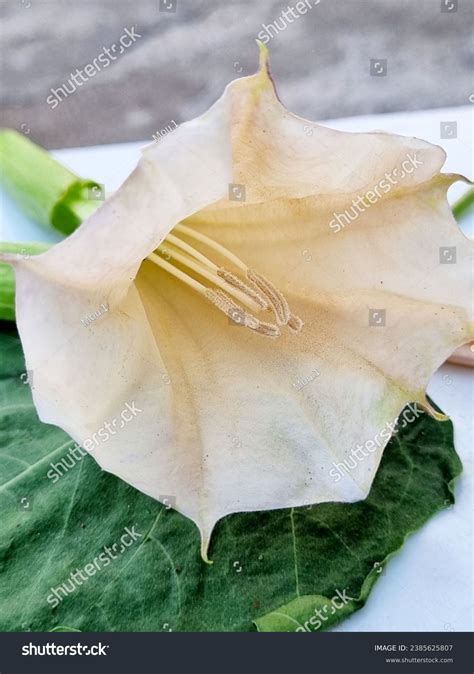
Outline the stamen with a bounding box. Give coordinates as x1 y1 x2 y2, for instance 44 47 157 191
288 314 304 334
146 252 208 296
157 244 261 312
247 269 290 326
174 224 248 272
166 233 219 272
251 320 282 338
206 289 280 338
217 268 268 309
146 224 303 339
211 289 260 329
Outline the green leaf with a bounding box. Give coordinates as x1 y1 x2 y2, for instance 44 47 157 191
48 625 82 633
0 264 16 323
0 329 462 632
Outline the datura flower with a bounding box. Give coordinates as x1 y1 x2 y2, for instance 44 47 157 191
2 45 473 561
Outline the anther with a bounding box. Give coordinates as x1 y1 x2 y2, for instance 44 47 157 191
217 268 268 310
288 314 304 334
247 269 291 326
206 289 280 338
147 225 303 339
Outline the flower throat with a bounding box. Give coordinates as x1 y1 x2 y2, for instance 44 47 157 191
146 224 303 338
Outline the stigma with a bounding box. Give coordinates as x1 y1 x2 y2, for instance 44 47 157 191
146 224 303 338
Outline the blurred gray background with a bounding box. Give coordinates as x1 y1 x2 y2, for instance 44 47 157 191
0 0 472 149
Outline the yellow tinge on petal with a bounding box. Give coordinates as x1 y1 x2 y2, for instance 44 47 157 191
145 225 303 339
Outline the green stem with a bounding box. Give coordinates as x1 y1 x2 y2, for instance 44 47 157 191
452 187 474 222
0 130 101 322
0 242 51 322
0 129 101 236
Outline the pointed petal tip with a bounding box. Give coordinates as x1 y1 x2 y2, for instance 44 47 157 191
254 40 279 98
200 537 213 565
419 397 450 422
256 39 269 70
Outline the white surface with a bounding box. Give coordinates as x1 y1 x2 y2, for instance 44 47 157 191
1 106 473 632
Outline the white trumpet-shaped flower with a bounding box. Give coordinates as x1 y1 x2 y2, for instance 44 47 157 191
3 45 473 561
